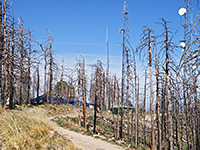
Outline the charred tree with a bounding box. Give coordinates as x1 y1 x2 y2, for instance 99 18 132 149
49 30 53 104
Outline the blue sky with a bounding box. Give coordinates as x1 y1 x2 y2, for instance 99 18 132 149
12 0 199 78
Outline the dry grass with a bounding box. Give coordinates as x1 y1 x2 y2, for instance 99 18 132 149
0 107 77 150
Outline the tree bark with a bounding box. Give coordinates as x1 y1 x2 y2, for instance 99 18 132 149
43 50 47 102
27 29 31 104
36 63 40 105
148 29 155 150
155 54 161 150
9 17 15 109
0 1 3 102
164 22 173 150
93 66 98 133
143 70 147 146
49 30 53 104
19 20 24 105
117 80 120 139
82 59 86 127
2 0 7 108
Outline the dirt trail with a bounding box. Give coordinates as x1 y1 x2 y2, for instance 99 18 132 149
51 120 124 150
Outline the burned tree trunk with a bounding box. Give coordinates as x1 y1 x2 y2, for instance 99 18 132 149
9 17 15 109
36 63 40 105
143 70 147 146
148 29 155 150
117 79 120 139
27 29 31 104
78 60 81 126
0 1 3 102
163 19 173 150
19 20 24 105
82 59 86 127
194 74 199 150
49 30 53 104
112 76 116 138
155 53 161 150
2 0 7 108
93 66 98 133
43 50 47 102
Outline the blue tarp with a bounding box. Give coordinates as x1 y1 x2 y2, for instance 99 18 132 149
28 95 93 108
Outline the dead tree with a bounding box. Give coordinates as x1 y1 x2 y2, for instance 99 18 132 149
41 43 49 103
0 1 3 102
93 65 98 133
148 29 155 150
137 26 156 149
155 51 161 150
117 78 120 139
9 16 15 109
143 69 147 146
160 19 173 150
82 59 86 127
19 19 25 105
112 76 116 138
2 0 7 108
48 30 53 104
36 63 40 105
77 59 81 126
27 29 31 104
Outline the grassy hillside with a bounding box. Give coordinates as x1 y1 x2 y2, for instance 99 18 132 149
0 107 77 150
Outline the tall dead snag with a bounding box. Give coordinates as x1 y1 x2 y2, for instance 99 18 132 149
48 30 53 104
117 79 120 139
27 29 31 104
137 26 155 149
32 73 36 99
77 59 81 126
194 74 199 150
161 75 167 149
82 59 86 127
46 71 50 102
19 19 24 105
93 65 98 133
0 1 3 102
42 44 48 103
106 74 109 110
2 0 7 108
9 16 15 109
143 70 147 146
99 67 102 110
162 19 173 150
36 63 40 105
148 29 155 150
108 80 111 110
102 72 106 110
155 52 161 150
89 74 93 104
33 39 48 103
112 76 116 138
175 87 181 150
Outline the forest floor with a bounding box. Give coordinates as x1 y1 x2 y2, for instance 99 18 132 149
43 103 149 150
51 117 124 150
0 103 150 149
45 103 128 149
